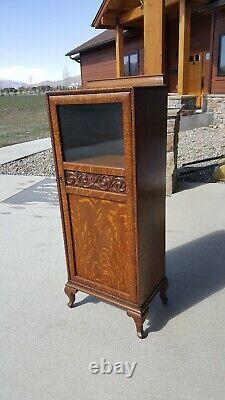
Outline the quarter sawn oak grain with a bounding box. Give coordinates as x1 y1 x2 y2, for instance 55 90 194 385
47 78 168 339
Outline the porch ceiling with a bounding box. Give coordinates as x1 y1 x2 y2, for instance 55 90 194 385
92 0 212 29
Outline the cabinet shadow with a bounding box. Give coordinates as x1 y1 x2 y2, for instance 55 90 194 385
72 230 225 333
146 230 225 333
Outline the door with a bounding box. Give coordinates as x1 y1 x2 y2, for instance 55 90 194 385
202 51 211 94
188 51 211 107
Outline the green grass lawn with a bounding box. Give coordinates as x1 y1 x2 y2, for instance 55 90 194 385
0 94 50 148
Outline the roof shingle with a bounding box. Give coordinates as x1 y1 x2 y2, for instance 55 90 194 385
65 30 116 57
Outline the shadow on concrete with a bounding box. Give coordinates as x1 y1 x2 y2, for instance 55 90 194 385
175 181 206 193
146 230 225 333
71 231 225 333
75 296 100 308
3 178 59 207
176 162 217 189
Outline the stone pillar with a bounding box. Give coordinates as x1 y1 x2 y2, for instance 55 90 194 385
166 111 181 195
166 94 198 195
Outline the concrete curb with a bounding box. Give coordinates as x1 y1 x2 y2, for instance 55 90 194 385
0 138 51 166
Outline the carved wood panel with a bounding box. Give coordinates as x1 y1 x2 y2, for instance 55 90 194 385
68 194 135 300
65 170 126 194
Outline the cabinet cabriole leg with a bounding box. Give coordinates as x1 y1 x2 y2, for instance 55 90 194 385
64 286 77 308
127 310 148 339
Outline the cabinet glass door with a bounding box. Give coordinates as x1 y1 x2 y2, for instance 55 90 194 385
57 103 124 168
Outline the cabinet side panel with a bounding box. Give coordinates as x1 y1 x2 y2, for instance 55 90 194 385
134 86 167 305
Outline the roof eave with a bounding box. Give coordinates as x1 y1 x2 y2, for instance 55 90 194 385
92 0 110 28
65 36 116 58
196 0 225 13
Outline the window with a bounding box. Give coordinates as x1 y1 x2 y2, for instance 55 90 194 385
218 34 225 76
124 52 139 76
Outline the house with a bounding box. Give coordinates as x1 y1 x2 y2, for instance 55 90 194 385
66 0 225 113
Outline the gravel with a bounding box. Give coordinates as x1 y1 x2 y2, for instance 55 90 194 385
0 123 224 183
0 149 55 177
177 123 225 183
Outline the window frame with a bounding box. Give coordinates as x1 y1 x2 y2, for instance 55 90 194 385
124 51 139 77
218 33 225 77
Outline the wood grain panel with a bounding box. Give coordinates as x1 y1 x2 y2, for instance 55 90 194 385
144 0 165 76
88 75 164 89
68 194 136 300
133 86 167 305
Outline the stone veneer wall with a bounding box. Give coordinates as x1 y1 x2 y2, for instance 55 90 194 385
168 94 196 112
166 112 180 195
166 94 196 195
203 95 225 125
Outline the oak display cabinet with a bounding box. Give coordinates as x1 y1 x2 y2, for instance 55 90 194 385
47 79 168 339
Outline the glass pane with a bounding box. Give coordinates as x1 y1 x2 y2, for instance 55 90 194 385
124 55 129 76
57 103 124 168
205 52 210 61
219 35 225 75
129 53 138 76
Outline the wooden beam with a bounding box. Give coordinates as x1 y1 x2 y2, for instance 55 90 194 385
101 16 116 27
144 0 165 76
119 5 143 25
166 0 179 5
115 26 124 78
178 0 191 95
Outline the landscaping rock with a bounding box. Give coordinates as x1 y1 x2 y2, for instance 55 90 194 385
0 123 224 187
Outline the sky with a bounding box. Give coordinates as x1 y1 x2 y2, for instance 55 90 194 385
0 0 103 83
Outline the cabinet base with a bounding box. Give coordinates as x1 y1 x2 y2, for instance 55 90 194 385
64 277 168 339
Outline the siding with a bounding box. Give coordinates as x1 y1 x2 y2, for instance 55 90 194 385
190 14 211 53
166 19 179 93
211 9 225 94
79 12 225 94
81 44 116 87
81 31 144 87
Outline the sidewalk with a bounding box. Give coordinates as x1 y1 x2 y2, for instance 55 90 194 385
0 176 225 400
0 138 51 165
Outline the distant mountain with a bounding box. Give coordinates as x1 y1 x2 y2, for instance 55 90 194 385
0 76 81 89
35 76 81 88
0 80 25 89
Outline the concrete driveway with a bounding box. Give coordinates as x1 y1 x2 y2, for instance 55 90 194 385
0 176 225 400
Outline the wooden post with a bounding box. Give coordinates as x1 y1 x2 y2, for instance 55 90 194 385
178 0 191 95
144 0 165 76
115 25 124 78
208 11 215 94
